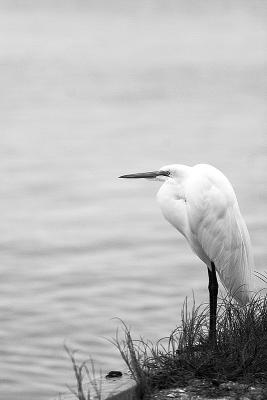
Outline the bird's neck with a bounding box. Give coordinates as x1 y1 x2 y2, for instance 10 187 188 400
156 181 188 237
158 179 186 202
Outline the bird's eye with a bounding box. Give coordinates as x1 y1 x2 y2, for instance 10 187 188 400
161 170 170 177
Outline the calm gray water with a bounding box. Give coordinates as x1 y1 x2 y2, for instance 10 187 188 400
0 1 266 399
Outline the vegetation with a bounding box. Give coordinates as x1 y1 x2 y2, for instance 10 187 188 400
65 273 267 399
113 276 267 398
64 345 102 400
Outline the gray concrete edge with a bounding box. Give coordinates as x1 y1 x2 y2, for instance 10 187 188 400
53 373 139 400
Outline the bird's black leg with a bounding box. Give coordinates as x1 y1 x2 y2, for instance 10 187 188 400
208 261 218 347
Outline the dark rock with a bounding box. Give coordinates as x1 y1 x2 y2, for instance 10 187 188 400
106 370 123 378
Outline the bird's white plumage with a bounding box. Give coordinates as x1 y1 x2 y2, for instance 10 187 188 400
157 164 254 305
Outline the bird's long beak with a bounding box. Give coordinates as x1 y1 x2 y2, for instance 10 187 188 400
119 170 169 179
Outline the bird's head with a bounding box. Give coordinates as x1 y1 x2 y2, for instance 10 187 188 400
119 164 190 183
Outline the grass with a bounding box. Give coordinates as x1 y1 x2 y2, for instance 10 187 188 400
113 280 267 398
64 345 102 400
65 274 267 399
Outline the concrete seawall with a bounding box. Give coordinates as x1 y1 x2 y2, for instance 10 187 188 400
53 373 139 400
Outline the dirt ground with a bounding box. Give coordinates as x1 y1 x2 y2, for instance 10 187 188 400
149 379 267 400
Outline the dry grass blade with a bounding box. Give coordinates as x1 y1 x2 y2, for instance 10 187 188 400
64 345 102 400
110 320 149 398
255 271 267 284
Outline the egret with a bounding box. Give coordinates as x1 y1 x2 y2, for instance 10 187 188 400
119 164 254 344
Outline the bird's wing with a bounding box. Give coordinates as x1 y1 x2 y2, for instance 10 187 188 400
186 170 254 305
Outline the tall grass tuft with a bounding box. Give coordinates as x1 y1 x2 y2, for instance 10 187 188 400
113 286 267 397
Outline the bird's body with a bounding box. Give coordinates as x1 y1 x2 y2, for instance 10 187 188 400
156 164 254 305
120 163 254 342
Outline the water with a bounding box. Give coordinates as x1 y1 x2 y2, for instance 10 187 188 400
0 1 266 399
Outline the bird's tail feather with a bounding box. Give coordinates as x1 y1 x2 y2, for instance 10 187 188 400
215 210 254 306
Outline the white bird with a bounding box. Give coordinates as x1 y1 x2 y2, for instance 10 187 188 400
119 164 254 344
